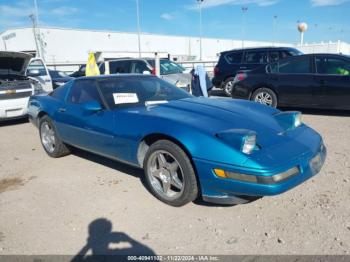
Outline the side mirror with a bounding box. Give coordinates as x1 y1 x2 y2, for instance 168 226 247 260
27 69 41 77
143 70 151 75
83 100 103 112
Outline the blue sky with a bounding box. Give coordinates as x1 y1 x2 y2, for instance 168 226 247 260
0 0 349 44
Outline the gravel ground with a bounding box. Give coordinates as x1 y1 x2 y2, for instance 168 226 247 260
0 106 349 256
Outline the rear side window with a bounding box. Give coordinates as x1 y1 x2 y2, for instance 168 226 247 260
225 52 243 64
68 80 103 104
109 61 131 74
278 57 311 74
269 51 280 62
244 51 267 64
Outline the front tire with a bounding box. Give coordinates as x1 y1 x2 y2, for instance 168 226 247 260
39 115 71 158
251 87 278 108
223 77 235 97
144 140 198 207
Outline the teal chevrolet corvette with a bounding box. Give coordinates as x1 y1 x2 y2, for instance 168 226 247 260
28 75 326 206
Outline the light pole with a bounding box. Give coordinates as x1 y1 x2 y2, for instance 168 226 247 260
273 15 278 46
241 6 248 49
34 0 39 25
136 0 142 58
198 0 203 61
29 14 41 58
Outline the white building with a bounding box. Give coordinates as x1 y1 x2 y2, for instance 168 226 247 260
1 27 349 72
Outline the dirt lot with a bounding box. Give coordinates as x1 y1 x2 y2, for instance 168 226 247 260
0 109 349 256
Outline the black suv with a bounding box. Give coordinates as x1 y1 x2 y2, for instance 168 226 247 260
212 47 303 96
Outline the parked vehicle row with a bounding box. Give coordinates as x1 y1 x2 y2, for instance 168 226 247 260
70 58 191 91
231 53 350 110
212 47 303 96
28 74 326 206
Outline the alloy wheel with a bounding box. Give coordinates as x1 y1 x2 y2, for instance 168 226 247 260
254 92 273 106
147 150 185 199
40 122 56 153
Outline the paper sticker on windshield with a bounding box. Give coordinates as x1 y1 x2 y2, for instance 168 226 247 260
113 93 139 104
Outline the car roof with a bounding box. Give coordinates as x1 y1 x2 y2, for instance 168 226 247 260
220 46 298 54
278 53 348 60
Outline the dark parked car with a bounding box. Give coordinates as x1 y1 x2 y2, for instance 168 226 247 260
49 70 73 89
232 53 350 110
212 47 303 96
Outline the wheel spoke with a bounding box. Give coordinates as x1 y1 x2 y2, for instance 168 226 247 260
171 174 183 190
157 153 167 168
168 161 178 173
151 168 161 179
162 179 171 194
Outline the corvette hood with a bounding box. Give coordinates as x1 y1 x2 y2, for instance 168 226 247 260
148 97 284 138
139 97 321 168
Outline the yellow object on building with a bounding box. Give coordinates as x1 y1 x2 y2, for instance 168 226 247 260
85 53 100 76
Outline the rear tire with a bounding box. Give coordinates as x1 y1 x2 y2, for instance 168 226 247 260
251 88 278 108
223 77 235 97
39 115 71 158
144 140 198 207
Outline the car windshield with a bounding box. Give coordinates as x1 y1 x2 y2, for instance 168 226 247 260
147 59 185 75
97 76 192 109
49 70 69 78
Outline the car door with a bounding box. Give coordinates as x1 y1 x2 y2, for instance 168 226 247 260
54 79 119 157
313 55 350 109
273 56 314 107
26 58 53 92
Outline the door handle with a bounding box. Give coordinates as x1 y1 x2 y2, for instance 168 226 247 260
58 108 66 113
239 67 247 70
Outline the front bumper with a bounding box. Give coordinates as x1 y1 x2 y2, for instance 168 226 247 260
0 97 30 120
195 142 326 205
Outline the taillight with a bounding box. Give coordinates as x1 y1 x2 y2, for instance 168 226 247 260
234 73 247 82
214 66 219 76
151 68 156 75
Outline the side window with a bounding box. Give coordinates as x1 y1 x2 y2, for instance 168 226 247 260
131 61 150 74
269 51 280 62
316 56 350 75
109 61 131 74
280 51 292 59
278 57 311 74
68 80 103 104
244 51 267 64
27 59 48 76
225 52 243 64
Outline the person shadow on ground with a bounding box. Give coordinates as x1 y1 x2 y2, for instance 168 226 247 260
71 218 156 262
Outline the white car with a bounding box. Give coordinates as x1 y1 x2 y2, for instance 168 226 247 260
0 51 50 120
